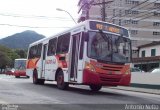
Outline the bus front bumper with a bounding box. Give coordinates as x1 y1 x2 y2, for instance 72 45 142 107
82 69 131 86
14 71 26 77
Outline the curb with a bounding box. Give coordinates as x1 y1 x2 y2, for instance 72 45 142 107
109 86 160 95
130 83 160 89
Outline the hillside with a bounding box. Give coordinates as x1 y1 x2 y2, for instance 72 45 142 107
0 30 45 49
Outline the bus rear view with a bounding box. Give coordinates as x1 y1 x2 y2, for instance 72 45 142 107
14 59 29 78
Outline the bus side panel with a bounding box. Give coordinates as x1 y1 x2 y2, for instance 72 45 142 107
44 56 58 80
26 69 33 77
77 42 88 83
26 58 41 77
55 54 69 82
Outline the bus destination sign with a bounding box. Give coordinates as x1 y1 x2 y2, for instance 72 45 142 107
90 21 129 37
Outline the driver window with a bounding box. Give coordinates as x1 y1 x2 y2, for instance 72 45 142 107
91 33 111 57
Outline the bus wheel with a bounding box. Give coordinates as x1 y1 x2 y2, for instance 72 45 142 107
89 85 102 91
56 71 68 90
33 70 44 85
33 71 38 84
15 76 20 78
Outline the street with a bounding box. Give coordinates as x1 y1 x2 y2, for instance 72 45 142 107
0 74 160 110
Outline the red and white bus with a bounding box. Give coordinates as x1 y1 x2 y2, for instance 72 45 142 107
26 20 132 91
14 59 28 78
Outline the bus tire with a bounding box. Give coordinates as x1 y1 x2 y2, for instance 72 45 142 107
89 85 102 91
56 70 68 90
38 79 45 85
33 70 45 85
15 76 20 78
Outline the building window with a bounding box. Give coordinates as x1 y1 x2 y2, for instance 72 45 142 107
132 10 139 14
151 49 156 56
124 20 131 24
141 50 145 57
125 0 131 4
153 31 160 35
132 20 138 24
125 10 139 15
125 0 139 5
113 19 115 24
119 19 121 26
153 22 160 26
154 3 160 7
113 9 116 16
125 10 132 15
131 30 138 35
154 12 160 17
119 10 122 17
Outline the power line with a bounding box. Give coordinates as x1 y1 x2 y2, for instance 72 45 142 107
109 0 150 20
109 0 160 24
0 23 70 29
0 13 77 21
125 0 160 20
121 5 160 26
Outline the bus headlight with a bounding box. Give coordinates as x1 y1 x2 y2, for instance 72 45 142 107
85 62 96 72
125 69 131 74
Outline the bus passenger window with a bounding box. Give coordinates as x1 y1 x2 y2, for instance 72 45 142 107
47 38 57 56
56 33 70 54
28 45 37 59
37 43 42 57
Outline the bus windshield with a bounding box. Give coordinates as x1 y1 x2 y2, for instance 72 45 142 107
87 31 131 63
14 60 26 70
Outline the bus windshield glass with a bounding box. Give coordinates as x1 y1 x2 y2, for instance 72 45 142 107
87 31 131 63
14 60 26 70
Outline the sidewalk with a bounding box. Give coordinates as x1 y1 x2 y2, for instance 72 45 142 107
110 86 160 95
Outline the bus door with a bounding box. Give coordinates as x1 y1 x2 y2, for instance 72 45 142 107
69 33 83 82
41 44 47 78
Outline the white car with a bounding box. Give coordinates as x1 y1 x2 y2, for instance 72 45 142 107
131 67 144 73
150 68 160 74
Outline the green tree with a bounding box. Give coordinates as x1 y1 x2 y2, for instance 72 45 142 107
0 45 20 68
0 51 11 73
14 49 27 58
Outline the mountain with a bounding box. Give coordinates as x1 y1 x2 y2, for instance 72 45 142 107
0 30 45 49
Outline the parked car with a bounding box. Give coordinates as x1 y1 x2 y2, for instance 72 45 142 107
150 68 160 74
131 67 144 73
5 68 15 75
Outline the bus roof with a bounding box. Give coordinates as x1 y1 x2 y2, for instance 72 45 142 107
29 20 129 47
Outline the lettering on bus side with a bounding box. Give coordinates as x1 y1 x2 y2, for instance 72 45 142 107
45 59 56 64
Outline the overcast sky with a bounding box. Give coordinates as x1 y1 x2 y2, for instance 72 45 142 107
0 0 79 38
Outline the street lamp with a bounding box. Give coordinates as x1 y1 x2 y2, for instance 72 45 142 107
56 8 77 24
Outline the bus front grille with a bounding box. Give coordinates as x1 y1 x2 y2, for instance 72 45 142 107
100 77 121 82
101 65 123 71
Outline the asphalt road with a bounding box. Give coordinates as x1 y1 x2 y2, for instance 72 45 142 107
0 74 159 110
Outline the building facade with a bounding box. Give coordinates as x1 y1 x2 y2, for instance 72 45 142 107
132 42 160 72
78 0 160 55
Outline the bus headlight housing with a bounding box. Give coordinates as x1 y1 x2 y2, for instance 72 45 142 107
125 69 130 74
85 62 96 72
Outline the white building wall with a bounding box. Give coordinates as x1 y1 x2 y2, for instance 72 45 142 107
139 45 160 57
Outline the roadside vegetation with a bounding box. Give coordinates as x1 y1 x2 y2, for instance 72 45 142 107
0 45 27 73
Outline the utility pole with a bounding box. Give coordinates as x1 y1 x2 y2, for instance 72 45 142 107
102 0 106 21
92 0 113 22
78 0 113 22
